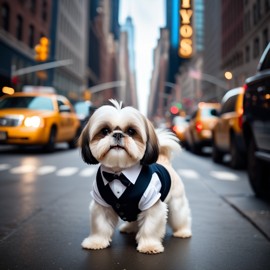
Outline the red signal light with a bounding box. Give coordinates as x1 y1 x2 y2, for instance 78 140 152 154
195 121 203 132
238 108 244 129
11 76 19 84
170 106 179 114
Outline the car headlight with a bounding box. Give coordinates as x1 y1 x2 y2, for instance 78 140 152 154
24 116 43 128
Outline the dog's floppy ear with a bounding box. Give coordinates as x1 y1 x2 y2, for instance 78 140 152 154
140 118 159 165
79 123 99 165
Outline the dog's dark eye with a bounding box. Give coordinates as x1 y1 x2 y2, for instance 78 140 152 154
101 128 111 136
127 128 136 136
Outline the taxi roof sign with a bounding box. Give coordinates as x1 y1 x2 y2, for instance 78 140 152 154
22 85 55 93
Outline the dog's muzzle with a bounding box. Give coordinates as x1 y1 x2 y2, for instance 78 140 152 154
113 132 124 142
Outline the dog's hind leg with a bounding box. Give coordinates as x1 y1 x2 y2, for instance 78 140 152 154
81 201 119 250
168 195 192 238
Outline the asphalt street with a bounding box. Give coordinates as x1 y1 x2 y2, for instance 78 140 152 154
0 145 269 270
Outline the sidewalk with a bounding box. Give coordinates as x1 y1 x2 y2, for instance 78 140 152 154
225 194 270 240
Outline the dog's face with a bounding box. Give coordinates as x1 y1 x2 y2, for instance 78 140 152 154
79 100 159 172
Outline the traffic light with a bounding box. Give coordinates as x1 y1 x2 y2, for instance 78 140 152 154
35 37 50 61
170 102 183 115
170 105 179 115
83 90 92 101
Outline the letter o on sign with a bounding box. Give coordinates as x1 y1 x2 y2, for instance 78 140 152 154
180 25 193 38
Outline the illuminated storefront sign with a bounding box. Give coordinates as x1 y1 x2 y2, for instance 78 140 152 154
178 0 193 58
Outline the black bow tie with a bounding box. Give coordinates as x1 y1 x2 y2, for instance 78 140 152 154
102 171 132 187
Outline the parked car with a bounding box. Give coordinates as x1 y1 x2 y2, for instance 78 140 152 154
242 42 270 198
185 102 220 153
212 87 246 168
74 100 96 128
0 92 81 152
171 115 189 145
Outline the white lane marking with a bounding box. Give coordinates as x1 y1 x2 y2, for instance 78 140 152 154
0 164 11 171
4 164 240 182
3 165 94 177
79 167 97 177
210 171 239 181
10 165 36 174
178 169 199 179
36 166 57 175
56 167 79 177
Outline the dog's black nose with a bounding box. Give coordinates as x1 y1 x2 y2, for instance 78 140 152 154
113 132 124 141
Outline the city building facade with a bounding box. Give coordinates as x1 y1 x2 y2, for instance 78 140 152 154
0 0 52 94
202 0 224 102
87 0 123 107
147 0 270 120
49 0 88 101
148 28 170 124
222 0 270 88
175 0 204 115
119 16 138 108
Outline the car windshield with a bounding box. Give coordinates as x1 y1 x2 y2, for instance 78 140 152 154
201 108 216 117
0 96 54 111
174 117 188 125
74 102 89 116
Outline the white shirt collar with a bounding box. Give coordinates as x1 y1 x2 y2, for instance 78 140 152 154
100 163 142 185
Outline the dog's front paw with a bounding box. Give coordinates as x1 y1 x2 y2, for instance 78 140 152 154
81 236 110 250
173 228 192 238
137 240 164 254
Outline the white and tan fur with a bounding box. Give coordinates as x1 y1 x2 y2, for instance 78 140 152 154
79 100 192 254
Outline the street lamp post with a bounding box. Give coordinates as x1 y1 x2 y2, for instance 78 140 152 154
188 70 234 102
89 81 126 94
11 59 73 78
189 72 228 90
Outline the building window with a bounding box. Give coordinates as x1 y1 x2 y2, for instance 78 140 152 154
253 38 260 58
29 24 35 48
42 0 47 22
30 0 36 13
245 45 250 62
263 28 269 49
266 0 270 11
257 0 261 17
1 3 10 31
19 0 26 5
253 4 257 25
16 15 23 41
244 12 249 33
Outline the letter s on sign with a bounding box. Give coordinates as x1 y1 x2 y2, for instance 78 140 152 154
179 39 193 58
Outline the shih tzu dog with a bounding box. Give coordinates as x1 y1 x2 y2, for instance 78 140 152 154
79 100 192 254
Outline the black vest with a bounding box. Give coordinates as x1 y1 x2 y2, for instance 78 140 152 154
96 163 171 222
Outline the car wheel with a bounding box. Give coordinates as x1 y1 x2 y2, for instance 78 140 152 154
68 128 80 149
45 127 56 152
212 139 223 163
191 141 201 154
230 134 245 169
190 134 201 154
247 137 270 198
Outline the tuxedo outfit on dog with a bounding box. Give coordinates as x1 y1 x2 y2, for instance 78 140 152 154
91 163 171 222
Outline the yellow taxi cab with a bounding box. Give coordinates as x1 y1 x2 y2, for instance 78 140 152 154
0 92 81 151
171 116 189 146
211 87 246 168
185 102 220 153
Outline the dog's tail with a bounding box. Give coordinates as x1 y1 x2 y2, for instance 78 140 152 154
156 129 181 161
